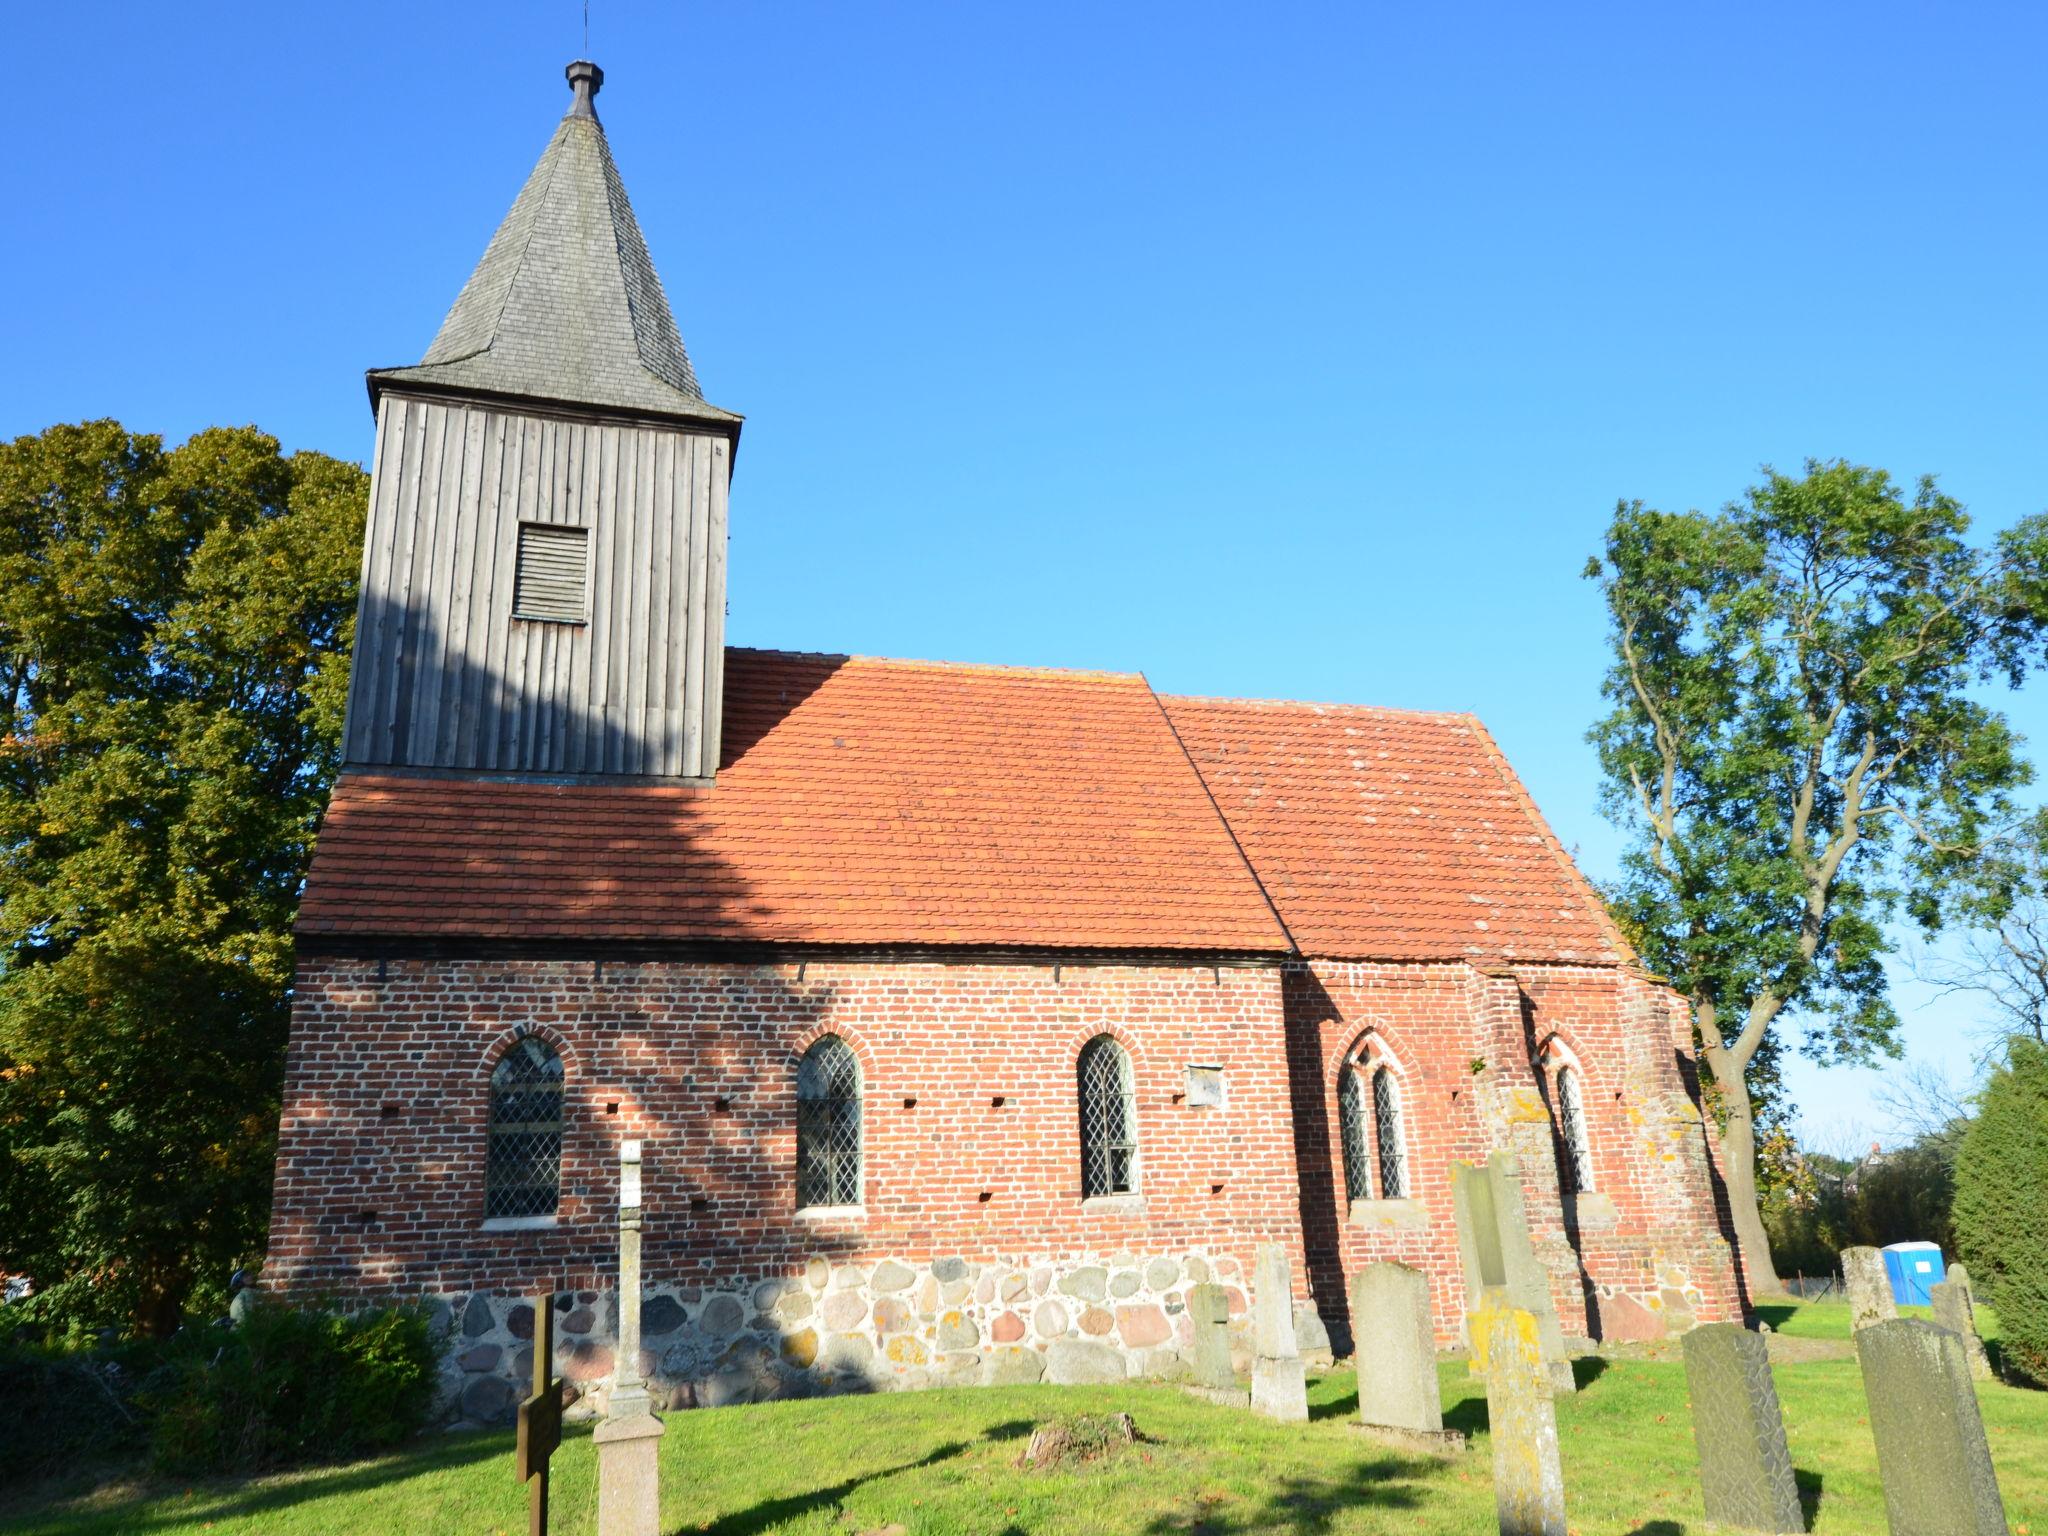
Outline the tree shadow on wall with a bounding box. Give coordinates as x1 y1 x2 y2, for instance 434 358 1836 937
292 597 861 1298
1673 1043 1756 1318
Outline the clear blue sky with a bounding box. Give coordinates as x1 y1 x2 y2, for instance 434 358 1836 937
7 2 2046 1146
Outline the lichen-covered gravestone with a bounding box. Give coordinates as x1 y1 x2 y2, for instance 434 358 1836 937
1453 1154 1575 1393
1351 1261 1463 1454
1481 1303 1567 1536
1681 1323 1804 1534
1841 1246 1897 1334
1249 1243 1308 1422
1185 1282 1245 1404
1856 1318 2009 1536
1931 1270 1994 1382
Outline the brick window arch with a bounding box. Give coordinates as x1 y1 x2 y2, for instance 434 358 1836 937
796 1034 862 1209
1078 1035 1138 1197
485 1035 564 1219
1337 1040 1409 1201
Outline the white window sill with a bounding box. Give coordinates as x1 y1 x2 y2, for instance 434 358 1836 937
480 1215 559 1233
1347 1197 1429 1231
1081 1193 1146 1214
794 1204 866 1221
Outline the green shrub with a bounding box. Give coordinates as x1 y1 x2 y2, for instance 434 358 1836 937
0 1336 152 1485
143 1300 439 1475
1953 1038 2048 1387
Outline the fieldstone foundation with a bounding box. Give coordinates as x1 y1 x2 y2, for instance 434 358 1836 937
435 1251 1326 1424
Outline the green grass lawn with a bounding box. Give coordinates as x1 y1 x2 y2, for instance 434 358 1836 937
4 1303 2041 1536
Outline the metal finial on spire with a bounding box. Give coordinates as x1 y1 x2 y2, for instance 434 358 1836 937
566 59 603 120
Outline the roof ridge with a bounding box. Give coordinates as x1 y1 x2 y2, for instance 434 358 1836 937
727 645 1145 685
1160 692 1478 723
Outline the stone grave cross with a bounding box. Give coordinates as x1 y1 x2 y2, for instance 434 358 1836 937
515 1290 565 1536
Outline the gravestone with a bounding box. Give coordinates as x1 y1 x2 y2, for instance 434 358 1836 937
1351 1262 1463 1454
1681 1323 1804 1534
1841 1246 1897 1334
1931 1270 1994 1382
1453 1154 1575 1393
1856 1318 2009 1536
1481 1303 1567 1536
1185 1282 1244 1404
1249 1243 1309 1422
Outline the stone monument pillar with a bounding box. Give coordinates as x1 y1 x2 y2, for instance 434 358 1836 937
596 1140 664 1536
1680 1323 1804 1534
1856 1317 2009 1536
1931 1268 1994 1382
1481 1303 1568 1536
1453 1154 1575 1393
1840 1246 1897 1334
1249 1243 1309 1422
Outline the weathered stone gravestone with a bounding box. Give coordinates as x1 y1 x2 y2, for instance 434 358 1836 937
1841 1246 1897 1334
1480 1302 1567 1536
1351 1261 1463 1455
1681 1323 1804 1534
1453 1153 1574 1393
1185 1282 1246 1405
1249 1243 1309 1422
1931 1268 1994 1382
1856 1317 2009 1536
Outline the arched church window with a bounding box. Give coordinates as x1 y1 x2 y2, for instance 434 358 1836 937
1556 1062 1595 1194
1338 1067 1373 1201
796 1035 863 1208
485 1036 565 1219
1078 1035 1138 1197
1372 1065 1408 1198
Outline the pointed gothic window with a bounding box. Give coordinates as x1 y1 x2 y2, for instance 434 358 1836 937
1556 1063 1595 1194
1372 1066 1408 1199
1078 1036 1138 1197
486 1036 564 1219
1338 1047 1409 1202
796 1036 862 1208
1338 1067 1373 1201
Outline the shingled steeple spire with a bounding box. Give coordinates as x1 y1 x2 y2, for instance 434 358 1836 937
344 63 738 782
368 61 738 426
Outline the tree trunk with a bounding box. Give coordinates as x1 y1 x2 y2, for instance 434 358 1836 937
1706 1056 1788 1302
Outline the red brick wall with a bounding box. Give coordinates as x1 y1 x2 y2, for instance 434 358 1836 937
1286 959 1741 1347
268 952 1741 1360
267 957 1309 1300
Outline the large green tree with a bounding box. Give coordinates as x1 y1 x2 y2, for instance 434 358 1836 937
0 421 365 1336
1585 460 2048 1296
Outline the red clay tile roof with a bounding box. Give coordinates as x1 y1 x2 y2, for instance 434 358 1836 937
297 649 1293 952
1160 695 1628 966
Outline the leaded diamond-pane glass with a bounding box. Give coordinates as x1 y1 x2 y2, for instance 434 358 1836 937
1078 1036 1137 1197
1557 1065 1595 1193
797 1036 862 1208
1372 1066 1407 1199
1338 1067 1373 1201
486 1036 563 1219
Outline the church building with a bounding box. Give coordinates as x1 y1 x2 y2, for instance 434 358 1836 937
265 62 1743 1421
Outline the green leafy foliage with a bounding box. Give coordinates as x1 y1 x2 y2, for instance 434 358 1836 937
143 1301 439 1475
1762 1134 1960 1277
0 421 366 1336
1585 460 2048 1289
1953 1038 2048 1385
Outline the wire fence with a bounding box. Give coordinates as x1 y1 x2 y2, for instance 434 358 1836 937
1783 1272 1843 1301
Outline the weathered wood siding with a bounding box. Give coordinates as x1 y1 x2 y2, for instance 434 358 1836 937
341 392 730 778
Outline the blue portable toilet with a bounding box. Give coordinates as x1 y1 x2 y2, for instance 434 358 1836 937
1882 1241 1945 1306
